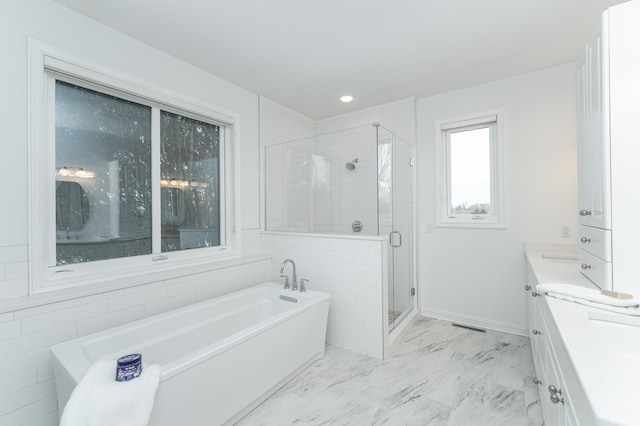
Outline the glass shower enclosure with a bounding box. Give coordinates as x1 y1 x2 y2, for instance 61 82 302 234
264 124 414 331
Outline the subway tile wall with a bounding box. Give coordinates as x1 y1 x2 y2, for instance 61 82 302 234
0 257 271 425
260 97 316 233
316 97 416 146
316 100 416 312
262 233 387 359
313 126 379 235
0 245 29 301
261 97 415 235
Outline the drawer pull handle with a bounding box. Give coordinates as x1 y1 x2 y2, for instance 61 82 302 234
524 284 531 291
533 378 541 385
550 393 564 405
531 291 539 297
548 385 558 394
580 237 591 243
581 263 591 270
532 329 541 335
579 209 592 216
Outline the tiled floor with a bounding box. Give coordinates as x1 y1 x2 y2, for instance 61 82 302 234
237 316 544 425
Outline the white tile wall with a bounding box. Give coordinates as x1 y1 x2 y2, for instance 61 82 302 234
313 126 379 235
260 98 316 233
0 258 271 424
0 245 29 301
316 98 416 146
261 97 415 235
262 233 387 359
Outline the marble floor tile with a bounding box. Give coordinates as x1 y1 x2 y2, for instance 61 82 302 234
236 317 544 426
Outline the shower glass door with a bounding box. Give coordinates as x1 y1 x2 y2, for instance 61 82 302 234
378 126 414 331
390 134 414 330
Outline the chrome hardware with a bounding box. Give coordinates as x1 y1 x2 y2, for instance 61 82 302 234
580 237 591 243
533 378 542 385
532 329 541 335
524 284 532 291
280 259 297 290
581 263 591 270
548 385 564 405
352 220 363 233
280 274 290 290
532 291 539 297
579 209 592 216
300 278 308 293
550 393 564 405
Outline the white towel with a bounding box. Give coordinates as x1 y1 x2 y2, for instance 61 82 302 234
537 283 640 316
60 359 160 426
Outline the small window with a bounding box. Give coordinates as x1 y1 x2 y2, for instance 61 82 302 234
436 113 503 227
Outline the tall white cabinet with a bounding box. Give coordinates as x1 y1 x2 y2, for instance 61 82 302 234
576 0 640 294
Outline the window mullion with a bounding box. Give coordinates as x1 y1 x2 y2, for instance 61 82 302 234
219 128 227 245
46 74 58 268
445 130 453 217
151 107 162 254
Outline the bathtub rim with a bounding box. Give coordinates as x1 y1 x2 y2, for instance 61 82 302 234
51 282 330 385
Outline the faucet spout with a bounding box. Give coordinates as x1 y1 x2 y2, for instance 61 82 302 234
280 259 298 291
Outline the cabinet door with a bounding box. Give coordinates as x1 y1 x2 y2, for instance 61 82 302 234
583 15 611 230
576 58 591 226
545 341 565 426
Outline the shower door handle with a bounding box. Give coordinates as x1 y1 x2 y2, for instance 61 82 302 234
389 231 402 248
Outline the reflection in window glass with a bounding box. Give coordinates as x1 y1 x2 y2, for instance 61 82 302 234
160 111 221 252
55 81 152 265
448 127 492 215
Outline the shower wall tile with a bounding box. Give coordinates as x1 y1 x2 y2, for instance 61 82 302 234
317 97 416 145
260 98 316 232
262 233 386 359
0 258 271 423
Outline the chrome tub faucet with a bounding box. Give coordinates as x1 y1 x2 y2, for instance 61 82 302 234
280 258 297 290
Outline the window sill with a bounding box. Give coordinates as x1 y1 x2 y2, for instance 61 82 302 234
0 254 271 314
436 222 507 230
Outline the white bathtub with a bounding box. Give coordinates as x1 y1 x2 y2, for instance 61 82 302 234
51 283 330 425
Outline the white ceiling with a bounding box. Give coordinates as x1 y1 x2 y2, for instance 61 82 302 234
53 0 625 120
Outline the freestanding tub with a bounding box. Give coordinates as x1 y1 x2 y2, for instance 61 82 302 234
50 283 330 425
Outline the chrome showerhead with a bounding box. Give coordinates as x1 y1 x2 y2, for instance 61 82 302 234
345 158 359 171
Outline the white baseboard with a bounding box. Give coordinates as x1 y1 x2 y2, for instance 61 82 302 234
419 307 528 337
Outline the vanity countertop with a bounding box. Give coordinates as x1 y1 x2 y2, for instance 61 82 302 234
547 297 640 426
526 243 640 426
525 243 595 288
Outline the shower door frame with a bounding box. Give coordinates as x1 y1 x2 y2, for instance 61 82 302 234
376 125 417 337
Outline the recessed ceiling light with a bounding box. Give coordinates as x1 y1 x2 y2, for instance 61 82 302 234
339 95 354 103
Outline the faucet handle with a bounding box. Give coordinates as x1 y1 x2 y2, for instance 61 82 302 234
280 274 290 290
300 278 309 292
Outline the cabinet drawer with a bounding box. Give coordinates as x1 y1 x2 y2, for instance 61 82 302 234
578 249 612 289
578 226 611 261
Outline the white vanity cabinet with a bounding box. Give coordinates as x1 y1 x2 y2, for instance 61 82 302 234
525 265 581 426
576 0 640 293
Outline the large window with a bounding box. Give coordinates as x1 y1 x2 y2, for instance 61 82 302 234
437 112 503 227
29 41 236 292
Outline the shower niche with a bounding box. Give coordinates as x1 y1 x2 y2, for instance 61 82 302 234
264 124 415 333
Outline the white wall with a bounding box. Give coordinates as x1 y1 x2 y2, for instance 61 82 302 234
417 64 579 334
0 0 267 423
